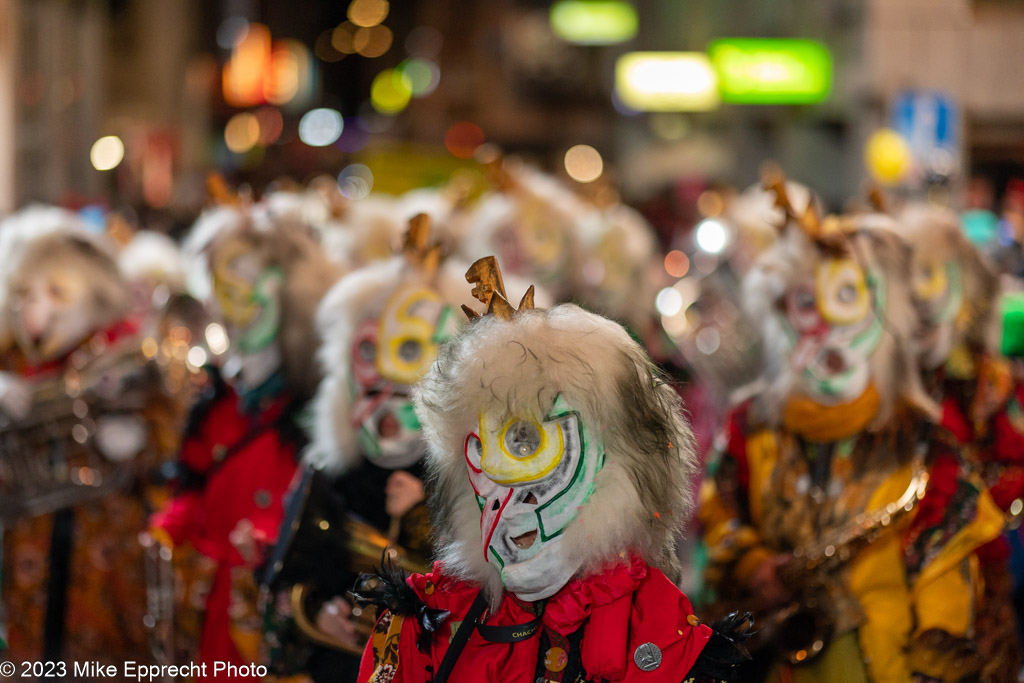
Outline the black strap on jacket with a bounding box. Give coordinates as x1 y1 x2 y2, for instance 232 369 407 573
431 590 488 683
475 615 543 643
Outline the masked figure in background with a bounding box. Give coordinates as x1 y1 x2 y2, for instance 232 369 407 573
260 216 468 681
459 160 582 301
698 179 1003 683
356 257 751 683
149 203 340 676
895 202 1024 681
0 208 170 663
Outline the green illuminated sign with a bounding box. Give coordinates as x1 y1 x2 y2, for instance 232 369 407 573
708 38 832 104
550 0 638 45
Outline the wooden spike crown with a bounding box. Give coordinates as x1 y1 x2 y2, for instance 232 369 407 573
461 256 536 321
761 165 850 252
402 213 442 276
866 185 888 214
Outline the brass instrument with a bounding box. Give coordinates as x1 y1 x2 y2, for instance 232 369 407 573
765 458 929 665
0 336 150 523
289 517 424 656
262 467 428 658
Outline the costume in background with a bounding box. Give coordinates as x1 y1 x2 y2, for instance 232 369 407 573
149 200 339 677
896 203 1024 680
699 180 1002 683
261 216 465 682
0 210 174 665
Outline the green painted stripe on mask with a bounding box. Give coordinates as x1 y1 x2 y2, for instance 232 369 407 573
397 402 422 431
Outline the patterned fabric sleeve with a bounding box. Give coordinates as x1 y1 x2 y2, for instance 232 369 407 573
359 609 405 683
697 406 770 593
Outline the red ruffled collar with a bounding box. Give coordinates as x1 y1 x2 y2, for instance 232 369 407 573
542 555 647 634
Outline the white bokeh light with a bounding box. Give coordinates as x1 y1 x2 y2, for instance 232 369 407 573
338 164 374 200
90 136 125 171
655 286 684 317
298 108 344 147
695 219 729 254
205 323 230 356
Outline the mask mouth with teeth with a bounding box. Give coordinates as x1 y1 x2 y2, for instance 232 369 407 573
416 282 698 605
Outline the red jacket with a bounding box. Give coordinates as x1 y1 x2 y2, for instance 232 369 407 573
358 557 714 683
151 375 303 674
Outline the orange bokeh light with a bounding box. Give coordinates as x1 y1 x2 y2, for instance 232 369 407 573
445 121 485 159
222 23 271 108
664 250 690 278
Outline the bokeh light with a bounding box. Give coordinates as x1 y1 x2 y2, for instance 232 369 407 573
338 164 374 200
354 25 393 58
695 326 722 355
187 346 208 369
697 190 725 217
615 52 719 112
224 113 260 153
370 69 413 114
656 287 684 317
695 219 728 254
205 323 230 356
90 136 125 171
564 144 604 183
549 0 638 45
445 122 485 159
266 40 313 106
348 0 390 28
298 108 344 147
332 22 358 54
865 128 912 186
664 250 690 278
398 58 440 97
222 23 271 108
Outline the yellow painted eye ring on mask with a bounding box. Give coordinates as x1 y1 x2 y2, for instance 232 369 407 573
913 259 948 302
212 241 260 327
479 415 564 485
376 287 442 385
815 258 870 326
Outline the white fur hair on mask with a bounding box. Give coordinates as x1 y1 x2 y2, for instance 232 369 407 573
414 303 698 603
895 202 1001 362
742 213 937 427
0 209 127 359
307 257 478 474
0 205 95 305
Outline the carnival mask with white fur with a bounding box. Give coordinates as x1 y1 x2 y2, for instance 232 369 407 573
742 177 933 425
415 258 698 604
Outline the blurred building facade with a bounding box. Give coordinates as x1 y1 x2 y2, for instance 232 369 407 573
1 0 1024 216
